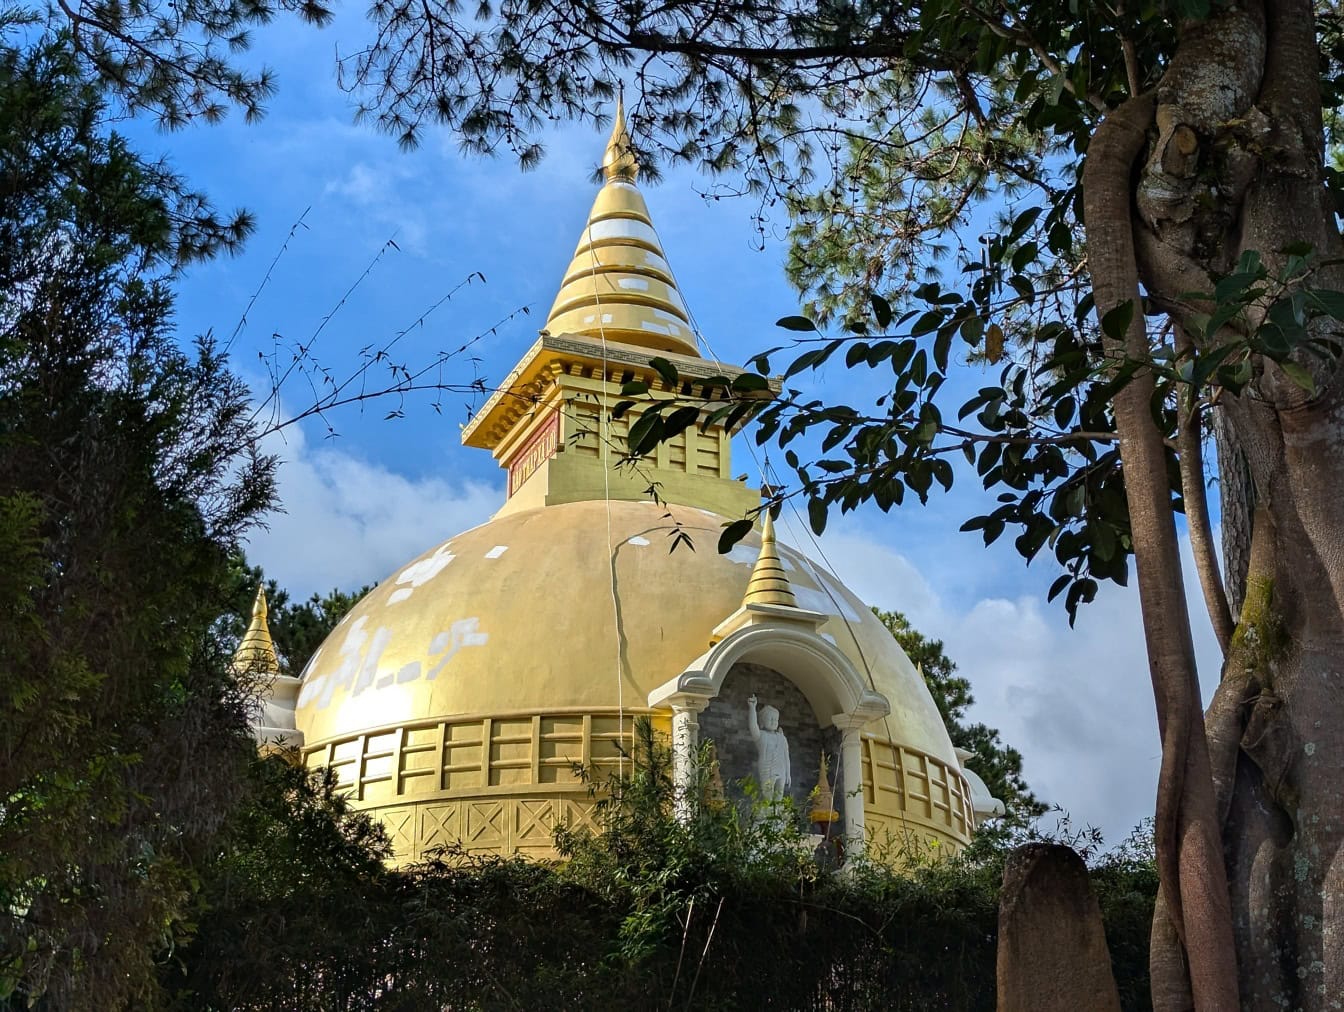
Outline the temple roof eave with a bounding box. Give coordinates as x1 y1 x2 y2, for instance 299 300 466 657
460 333 771 451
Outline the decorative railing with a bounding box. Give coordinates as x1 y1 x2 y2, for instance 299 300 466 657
303 708 663 860
861 736 976 850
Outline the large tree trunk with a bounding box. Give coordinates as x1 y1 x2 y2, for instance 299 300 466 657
1119 1 1344 1007
1085 93 1240 1011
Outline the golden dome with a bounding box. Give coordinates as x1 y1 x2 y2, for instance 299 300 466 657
289 118 976 864
296 500 957 769
543 102 699 356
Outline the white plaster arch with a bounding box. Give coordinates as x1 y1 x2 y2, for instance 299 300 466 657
649 616 891 846
652 623 890 726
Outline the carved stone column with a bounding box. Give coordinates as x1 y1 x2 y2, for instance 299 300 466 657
670 698 707 822
832 714 869 847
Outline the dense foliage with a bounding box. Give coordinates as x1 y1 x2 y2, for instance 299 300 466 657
164 724 1157 1011
0 34 274 1006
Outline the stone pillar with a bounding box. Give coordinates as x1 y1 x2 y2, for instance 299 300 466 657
997 843 1122 1012
670 698 706 822
832 714 868 847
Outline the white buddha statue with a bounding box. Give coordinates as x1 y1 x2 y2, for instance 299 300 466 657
746 694 791 800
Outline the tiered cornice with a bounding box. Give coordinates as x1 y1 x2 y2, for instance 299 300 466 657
543 98 699 356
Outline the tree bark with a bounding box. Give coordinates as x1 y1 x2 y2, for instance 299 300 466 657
1213 412 1252 621
1084 92 1240 1012
1128 3 1344 1007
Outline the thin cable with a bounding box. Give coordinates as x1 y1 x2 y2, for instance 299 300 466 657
581 213 626 779
680 278 922 847
765 461 921 846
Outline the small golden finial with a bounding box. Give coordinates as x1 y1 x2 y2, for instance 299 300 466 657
743 509 797 608
602 94 639 183
808 751 840 825
234 584 280 674
703 740 726 811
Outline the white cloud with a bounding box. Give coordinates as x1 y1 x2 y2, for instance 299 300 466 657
325 162 394 205
244 423 500 598
320 159 433 254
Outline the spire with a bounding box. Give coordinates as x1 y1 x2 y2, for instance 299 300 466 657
601 94 639 183
743 511 797 608
543 98 699 356
234 585 280 674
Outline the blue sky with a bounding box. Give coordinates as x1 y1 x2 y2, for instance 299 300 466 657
120 15 1223 845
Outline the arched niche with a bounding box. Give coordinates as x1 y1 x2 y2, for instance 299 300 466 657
697 661 845 827
649 616 890 847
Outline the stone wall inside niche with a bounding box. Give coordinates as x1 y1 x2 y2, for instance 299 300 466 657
697 662 843 827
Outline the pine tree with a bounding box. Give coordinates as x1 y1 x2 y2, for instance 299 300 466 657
0 36 275 1005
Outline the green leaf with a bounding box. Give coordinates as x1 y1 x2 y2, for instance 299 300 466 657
960 314 984 346
870 292 893 329
1007 206 1042 244
890 339 917 374
1233 249 1264 276
1100 301 1134 342
1213 271 1259 302
845 342 871 368
1307 288 1344 321
934 327 953 373
910 349 929 386
1046 72 1066 106
1190 342 1238 390
1053 395 1075 429
1279 360 1316 395
931 459 954 491
1011 241 1039 273
621 380 649 396
1218 358 1253 393
911 310 943 337
612 399 637 420
627 411 662 456
661 405 702 439
718 518 754 553
776 315 818 332
730 372 771 393
807 497 828 536
648 357 679 387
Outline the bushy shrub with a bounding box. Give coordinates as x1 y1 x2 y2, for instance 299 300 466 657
171 721 1155 1011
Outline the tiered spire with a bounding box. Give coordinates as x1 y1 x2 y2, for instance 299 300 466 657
543 97 699 356
234 585 306 755
234 585 280 673
743 511 797 608
600 97 640 183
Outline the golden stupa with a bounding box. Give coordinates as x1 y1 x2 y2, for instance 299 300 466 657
244 106 998 863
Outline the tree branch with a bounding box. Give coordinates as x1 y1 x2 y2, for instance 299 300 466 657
1175 326 1234 655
